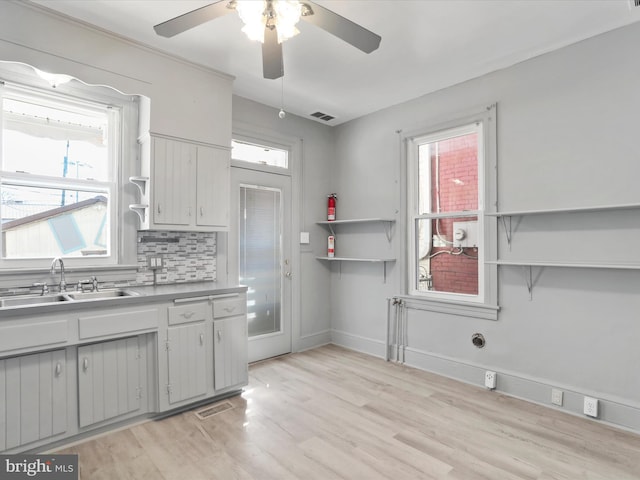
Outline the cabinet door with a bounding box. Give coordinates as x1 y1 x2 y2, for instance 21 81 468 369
214 316 248 391
0 350 67 451
78 337 142 428
152 136 195 226
196 145 230 229
167 323 207 404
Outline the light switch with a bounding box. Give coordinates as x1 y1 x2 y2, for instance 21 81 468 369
300 232 310 244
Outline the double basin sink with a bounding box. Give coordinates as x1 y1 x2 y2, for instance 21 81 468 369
0 289 139 308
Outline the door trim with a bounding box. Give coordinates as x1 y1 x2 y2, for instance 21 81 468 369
219 124 302 356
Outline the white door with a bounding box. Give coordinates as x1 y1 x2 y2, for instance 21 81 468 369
230 167 292 362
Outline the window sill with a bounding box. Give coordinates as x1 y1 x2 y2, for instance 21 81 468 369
394 294 500 321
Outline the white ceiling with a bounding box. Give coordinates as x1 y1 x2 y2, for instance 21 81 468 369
29 0 640 125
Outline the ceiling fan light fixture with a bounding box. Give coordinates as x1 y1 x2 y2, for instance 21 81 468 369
236 0 267 42
273 1 302 43
236 0 302 44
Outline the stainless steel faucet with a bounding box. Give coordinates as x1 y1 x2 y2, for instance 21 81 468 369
50 257 67 292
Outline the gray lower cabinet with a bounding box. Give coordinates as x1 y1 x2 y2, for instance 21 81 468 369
0 349 67 450
166 322 207 404
78 337 145 428
213 316 248 391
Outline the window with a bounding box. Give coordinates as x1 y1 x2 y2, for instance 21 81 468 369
0 66 137 271
232 139 288 169
406 107 497 314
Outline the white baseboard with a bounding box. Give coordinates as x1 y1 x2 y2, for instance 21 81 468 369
330 329 387 358
296 329 331 352
326 339 640 436
402 346 640 435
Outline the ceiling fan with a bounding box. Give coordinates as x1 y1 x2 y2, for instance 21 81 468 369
153 0 382 80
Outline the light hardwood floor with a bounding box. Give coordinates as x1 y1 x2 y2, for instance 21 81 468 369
56 345 640 479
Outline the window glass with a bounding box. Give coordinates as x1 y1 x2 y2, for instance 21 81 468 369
2 184 109 258
1 81 118 263
415 216 479 294
2 96 109 180
418 131 478 215
410 123 482 299
232 139 288 168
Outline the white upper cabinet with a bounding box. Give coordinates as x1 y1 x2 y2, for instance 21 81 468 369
196 145 230 229
135 135 230 232
153 137 194 227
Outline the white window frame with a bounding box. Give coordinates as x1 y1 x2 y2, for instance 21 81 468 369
404 106 499 320
0 63 139 280
231 132 292 176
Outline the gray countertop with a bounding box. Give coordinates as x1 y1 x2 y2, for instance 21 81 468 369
0 281 247 318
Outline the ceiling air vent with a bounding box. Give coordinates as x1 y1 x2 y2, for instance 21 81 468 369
631 0 640 8
310 111 335 122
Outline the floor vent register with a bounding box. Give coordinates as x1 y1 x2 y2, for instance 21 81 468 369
194 401 234 420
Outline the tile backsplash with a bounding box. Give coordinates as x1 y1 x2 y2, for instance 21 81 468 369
136 231 216 285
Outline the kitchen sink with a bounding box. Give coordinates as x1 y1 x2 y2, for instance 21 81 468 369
0 289 140 308
0 294 69 308
64 289 139 300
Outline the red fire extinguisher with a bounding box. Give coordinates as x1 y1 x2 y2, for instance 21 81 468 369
327 193 337 221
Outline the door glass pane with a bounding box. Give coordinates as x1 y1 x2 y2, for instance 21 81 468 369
239 185 282 337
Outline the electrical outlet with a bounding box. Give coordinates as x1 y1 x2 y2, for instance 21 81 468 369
484 371 497 390
551 389 564 406
584 396 599 417
147 256 162 270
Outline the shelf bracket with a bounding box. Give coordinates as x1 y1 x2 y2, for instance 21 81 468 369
129 204 148 224
383 221 393 242
129 176 149 196
522 265 533 301
500 215 513 250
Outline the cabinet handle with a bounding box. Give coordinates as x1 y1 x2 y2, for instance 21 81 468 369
199 333 204 346
157 203 161 214
200 207 204 217
224 306 236 313
83 358 89 371
188 207 192 217
217 330 222 342
181 311 195 319
55 362 62 377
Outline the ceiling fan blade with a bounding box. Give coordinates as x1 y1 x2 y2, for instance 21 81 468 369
153 1 233 38
262 27 284 79
300 1 381 54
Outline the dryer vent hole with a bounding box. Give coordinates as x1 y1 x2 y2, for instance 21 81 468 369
472 333 486 348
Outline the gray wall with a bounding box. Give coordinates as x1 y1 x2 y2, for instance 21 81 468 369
231 96 335 351
330 22 640 433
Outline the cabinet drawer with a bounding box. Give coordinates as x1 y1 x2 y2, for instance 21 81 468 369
213 296 246 319
0 320 67 353
168 302 210 325
78 309 158 340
